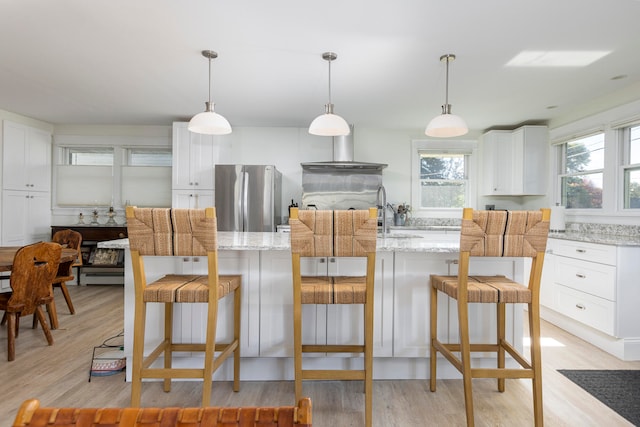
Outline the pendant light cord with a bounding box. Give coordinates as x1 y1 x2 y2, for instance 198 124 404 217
208 56 212 106
444 56 450 106
327 57 332 105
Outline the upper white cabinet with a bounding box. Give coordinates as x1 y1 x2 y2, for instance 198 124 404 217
482 125 548 196
172 122 232 192
2 120 51 192
172 123 216 190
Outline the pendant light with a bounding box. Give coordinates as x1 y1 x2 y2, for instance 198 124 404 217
309 52 350 136
425 54 468 138
188 50 232 135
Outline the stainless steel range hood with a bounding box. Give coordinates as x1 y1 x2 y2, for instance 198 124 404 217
301 126 388 171
301 126 387 210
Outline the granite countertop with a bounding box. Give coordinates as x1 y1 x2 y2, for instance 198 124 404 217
98 228 640 253
548 231 640 246
99 232 460 253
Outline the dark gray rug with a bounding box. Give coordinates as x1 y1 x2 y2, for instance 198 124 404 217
558 370 640 426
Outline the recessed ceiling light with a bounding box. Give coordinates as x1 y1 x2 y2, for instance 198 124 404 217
506 50 611 67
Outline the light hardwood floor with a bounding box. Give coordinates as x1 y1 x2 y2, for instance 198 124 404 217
1 285 639 426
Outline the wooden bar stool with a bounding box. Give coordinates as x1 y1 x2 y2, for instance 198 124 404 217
126 207 241 407
290 207 377 427
430 208 550 426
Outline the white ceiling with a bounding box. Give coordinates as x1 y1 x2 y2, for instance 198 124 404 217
2 0 640 134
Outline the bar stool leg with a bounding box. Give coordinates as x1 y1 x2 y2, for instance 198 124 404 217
130 299 146 406
163 302 173 393
233 284 241 392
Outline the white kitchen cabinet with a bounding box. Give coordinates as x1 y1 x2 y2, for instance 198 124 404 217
172 123 215 190
2 121 51 192
1 190 51 245
551 240 617 335
169 251 260 357
171 189 214 209
540 238 640 360
259 252 394 358
482 125 548 196
394 252 525 357
393 252 450 357
453 258 525 346
328 251 394 357
539 239 557 310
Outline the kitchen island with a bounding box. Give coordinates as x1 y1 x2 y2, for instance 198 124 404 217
101 231 530 381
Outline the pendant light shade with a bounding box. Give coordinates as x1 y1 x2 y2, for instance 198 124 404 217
309 52 350 136
425 54 468 138
188 50 232 135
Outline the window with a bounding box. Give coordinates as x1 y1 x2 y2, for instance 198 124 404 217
623 125 640 209
55 145 172 208
418 152 467 208
122 147 172 207
559 133 604 209
128 148 172 166
57 147 114 206
67 147 114 165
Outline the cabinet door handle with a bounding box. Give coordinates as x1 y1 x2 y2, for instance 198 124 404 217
183 257 190 262
576 249 586 253
318 258 326 264
575 273 586 279
193 257 200 262
329 258 336 263
575 303 586 310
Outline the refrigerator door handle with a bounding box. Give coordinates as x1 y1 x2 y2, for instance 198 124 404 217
242 171 249 232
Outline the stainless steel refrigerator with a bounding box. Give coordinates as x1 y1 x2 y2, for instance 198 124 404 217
215 165 282 232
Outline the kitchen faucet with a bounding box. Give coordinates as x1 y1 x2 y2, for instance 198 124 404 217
376 185 392 234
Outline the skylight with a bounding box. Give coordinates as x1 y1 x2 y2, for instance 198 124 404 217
506 50 611 67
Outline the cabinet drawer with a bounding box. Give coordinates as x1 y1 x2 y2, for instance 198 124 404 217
555 284 614 335
554 240 616 265
555 257 616 301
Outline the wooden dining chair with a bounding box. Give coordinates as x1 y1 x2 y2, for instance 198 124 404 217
429 208 551 427
289 207 377 427
48 229 83 328
126 206 241 407
0 242 61 361
12 397 312 427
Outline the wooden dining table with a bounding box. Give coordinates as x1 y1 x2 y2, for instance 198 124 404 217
0 246 78 273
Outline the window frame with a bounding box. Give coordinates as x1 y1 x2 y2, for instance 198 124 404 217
620 125 640 210
557 132 605 210
411 139 477 218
